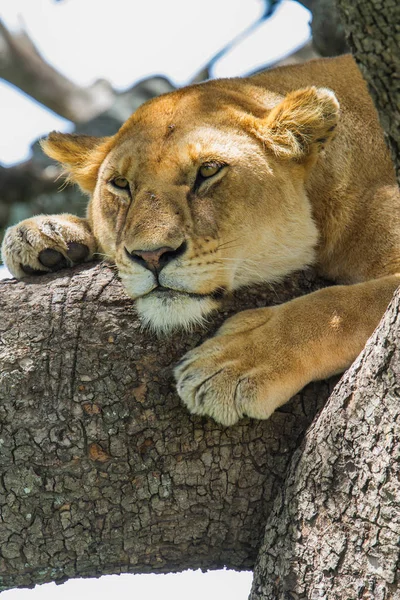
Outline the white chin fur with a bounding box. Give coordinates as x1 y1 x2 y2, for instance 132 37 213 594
136 293 219 333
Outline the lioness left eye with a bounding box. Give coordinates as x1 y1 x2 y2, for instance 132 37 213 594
111 177 130 190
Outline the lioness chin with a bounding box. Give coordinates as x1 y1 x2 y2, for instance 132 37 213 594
3 55 400 425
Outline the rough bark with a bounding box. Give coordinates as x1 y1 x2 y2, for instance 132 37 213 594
0 21 115 123
0 264 335 591
335 0 400 185
250 288 400 600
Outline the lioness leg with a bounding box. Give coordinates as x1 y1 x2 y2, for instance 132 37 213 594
2 214 97 279
175 274 400 426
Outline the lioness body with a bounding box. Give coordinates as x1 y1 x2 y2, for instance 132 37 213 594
3 55 400 424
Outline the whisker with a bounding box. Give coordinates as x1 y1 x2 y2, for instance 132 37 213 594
216 237 242 250
217 263 261 278
216 256 267 266
95 252 119 266
217 244 240 252
57 180 70 193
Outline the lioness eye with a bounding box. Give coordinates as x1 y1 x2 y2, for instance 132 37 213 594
111 176 130 190
199 164 220 178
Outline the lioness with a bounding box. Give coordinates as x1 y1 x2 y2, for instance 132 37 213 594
3 55 400 425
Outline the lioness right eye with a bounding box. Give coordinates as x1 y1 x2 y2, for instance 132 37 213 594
110 177 130 190
199 164 220 178
194 161 226 192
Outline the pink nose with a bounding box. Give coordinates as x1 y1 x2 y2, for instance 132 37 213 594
125 241 187 273
131 247 173 269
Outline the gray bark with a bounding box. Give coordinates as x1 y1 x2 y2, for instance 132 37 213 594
0 264 334 591
250 288 400 600
336 0 400 185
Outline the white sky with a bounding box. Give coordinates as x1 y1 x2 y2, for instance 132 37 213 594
1 570 254 600
0 0 310 165
0 0 311 596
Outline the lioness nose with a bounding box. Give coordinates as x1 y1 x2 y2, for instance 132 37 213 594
125 241 187 273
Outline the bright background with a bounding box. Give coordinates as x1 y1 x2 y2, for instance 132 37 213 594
1 570 253 600
0 0 311 165
0 0 311 596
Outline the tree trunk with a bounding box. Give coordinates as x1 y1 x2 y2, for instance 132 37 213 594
250 1 400 597
0 264 335 591
250 288 400 599
335 0 400 185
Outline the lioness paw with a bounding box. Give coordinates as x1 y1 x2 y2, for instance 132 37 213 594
2 215 96 279
175 343 244 426
174 308 303 426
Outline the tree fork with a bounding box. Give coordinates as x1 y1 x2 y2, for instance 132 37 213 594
250 287 400 600
0 264 334 591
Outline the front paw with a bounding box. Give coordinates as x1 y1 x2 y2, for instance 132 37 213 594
174 340 245 426
2 215 96 279
174 308 303 426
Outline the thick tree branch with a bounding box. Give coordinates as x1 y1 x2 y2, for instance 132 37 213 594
0 265 334 591
0 20 115 123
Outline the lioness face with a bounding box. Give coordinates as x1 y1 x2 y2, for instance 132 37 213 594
43 83 338 331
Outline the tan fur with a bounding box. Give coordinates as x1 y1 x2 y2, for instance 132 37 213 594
3 55 400 425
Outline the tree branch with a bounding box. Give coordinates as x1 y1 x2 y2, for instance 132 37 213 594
0 264 334 591
0 20 115 123
0 161 60 206
296 0 348 56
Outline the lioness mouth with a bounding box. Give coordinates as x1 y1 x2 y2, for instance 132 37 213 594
151 286 225 301
135 285 226 331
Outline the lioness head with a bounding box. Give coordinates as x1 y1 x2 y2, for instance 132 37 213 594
42 80 339 332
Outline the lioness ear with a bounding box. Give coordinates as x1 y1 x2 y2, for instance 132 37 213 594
41 132 113 193
262 87 340 161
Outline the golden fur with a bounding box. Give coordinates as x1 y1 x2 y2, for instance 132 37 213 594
3 55 400 424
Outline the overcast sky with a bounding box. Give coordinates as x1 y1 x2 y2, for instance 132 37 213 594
0 0 310 165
